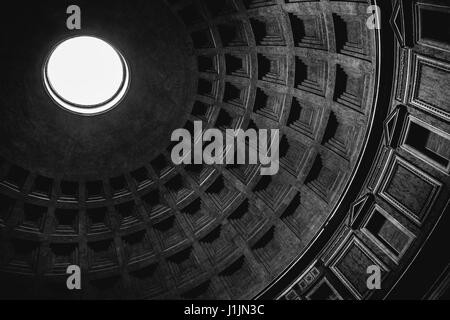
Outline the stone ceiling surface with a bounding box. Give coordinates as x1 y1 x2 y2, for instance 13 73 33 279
0 0 449 300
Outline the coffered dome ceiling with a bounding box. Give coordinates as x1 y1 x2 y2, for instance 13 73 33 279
0 0 448 300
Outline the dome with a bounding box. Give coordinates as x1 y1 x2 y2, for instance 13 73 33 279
0 0 449 300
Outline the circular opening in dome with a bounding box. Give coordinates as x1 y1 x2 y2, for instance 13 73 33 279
43 36 130 116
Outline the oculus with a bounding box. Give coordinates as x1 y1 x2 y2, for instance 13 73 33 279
43 36 130 116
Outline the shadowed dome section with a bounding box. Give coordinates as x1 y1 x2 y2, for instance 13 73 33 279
44 36 130 115
0 0 197 177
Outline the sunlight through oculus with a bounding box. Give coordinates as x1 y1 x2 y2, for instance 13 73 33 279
44 36 130 115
